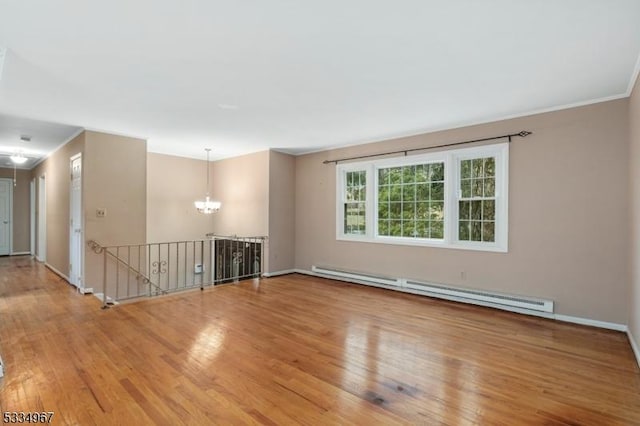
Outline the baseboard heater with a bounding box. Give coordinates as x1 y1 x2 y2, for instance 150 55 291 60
311 265 553 314
311 265 401 288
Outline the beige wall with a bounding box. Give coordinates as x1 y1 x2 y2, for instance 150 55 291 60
147 153 215 242
295 99 630 324
31 132 85 275
148 150 269 240
268 151 296 272
210 150 269 237
630 74 640 350
147 150 294 274
0 168 31 253
83 131 147 289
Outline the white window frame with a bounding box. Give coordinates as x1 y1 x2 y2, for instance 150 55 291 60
336 142 509 252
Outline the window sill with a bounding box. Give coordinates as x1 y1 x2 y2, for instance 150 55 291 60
336 235 508 253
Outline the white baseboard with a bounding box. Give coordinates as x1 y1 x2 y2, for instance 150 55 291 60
263 269 297 277
78 287 94 295
554 314 627 332
628 330 640 369
293 268 629 333
11 251 30 256
45 263 70 283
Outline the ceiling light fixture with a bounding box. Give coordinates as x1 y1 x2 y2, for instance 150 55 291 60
194 148 221 214
10 153 28 164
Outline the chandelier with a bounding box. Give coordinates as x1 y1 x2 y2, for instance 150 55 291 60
194 148 221 214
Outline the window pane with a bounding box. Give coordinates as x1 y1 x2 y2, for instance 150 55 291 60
378 185 389 202
389 185 402 202
346 186 354 201
459 200 470 220
415 220 427 238
461 159 471 179
482 200 495 221
389 220 402 236
402 184 416 201
432 163 445 181
472 179 483 197
459 220 470 240
484 158 495 177
403 166 416 184
431 220 444 239
402 202 415 220
430 202 444 220
378 168 389 185
344 202 366 234
431 182 444 200
416 183 429 200
402 220 415 237
472 159 483 178
471 200 482 220
389 167 402 184
378 220 389 236
378 202 389 219
358 187 366 201
471 221 482 241
417 202 428 220
389 202 402 219
484 177 495 197
415 165 427 182
482 221 495 242
461 179 472 198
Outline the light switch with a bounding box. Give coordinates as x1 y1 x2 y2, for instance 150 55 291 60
96 208 107 218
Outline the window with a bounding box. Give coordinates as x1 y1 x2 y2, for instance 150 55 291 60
337 142 508 252
458 157 496 242
377 162 445 239
343 170 367 235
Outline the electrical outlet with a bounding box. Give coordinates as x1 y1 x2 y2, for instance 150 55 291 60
96 208 107 218
194 264 204 274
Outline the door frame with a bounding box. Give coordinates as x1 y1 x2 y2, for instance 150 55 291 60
37 174 46 262
69 153 83 289
0 178 13 256
30 178 35 256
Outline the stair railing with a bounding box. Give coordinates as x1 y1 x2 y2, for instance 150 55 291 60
87 235 266 309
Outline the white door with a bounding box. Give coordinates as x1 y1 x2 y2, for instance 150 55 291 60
69 155 82 287
0 178 12 256
37 175 46 262
30 179 35 255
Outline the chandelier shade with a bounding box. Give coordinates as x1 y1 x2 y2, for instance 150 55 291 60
195 196 221 214
10 153 28 164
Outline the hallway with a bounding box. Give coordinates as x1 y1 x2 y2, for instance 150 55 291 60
1 256 640 424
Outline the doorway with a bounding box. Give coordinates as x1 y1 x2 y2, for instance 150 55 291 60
69 154 82 288
0 178 12 256
37 174 46 262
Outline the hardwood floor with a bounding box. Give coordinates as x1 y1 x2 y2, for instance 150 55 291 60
1 256 639 425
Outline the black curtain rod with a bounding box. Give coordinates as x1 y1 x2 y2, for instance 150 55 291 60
322 130 532 164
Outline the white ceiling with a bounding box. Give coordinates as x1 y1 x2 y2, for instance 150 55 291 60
0 1 639 163
0 114 81 169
